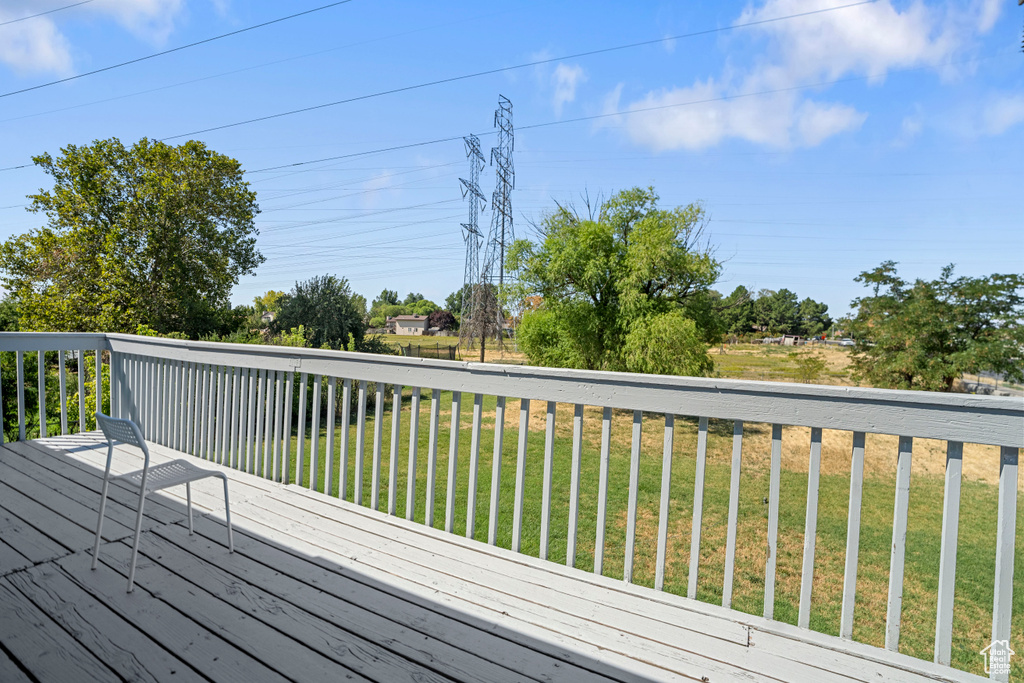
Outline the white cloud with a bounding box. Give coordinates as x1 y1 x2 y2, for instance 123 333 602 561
0 11 72 75
796 100 867 146
975 0 1001 33
91 0 185 45
0 0 184 76
893 113 924 147
607 0 969 151
551 62 585 117
981 94 1024 136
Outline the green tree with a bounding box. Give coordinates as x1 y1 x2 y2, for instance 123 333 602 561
797 297 832 337
409 299 439 316
0 137 262 337
849 261 1024 391
754 288 800 335
445 284 472 318
403 292 425 305
719 285 757 336
253 290 287 316
509 187 719 376
274 275 365 350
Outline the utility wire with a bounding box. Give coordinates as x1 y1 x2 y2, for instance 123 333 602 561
0 0 92 27
0 0 355 99
162 0 875 141
243 51 1005 175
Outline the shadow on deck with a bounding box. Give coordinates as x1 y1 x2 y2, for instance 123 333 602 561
0 433 983 682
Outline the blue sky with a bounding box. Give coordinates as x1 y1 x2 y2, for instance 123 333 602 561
0 0 1020 320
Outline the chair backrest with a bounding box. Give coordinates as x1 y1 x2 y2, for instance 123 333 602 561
96 412 148 452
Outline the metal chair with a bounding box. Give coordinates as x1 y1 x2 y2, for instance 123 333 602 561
91 412 234 592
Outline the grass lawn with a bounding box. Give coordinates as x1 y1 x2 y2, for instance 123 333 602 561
251 389 1023 679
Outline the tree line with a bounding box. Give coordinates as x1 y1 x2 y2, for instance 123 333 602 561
1 137 1020 394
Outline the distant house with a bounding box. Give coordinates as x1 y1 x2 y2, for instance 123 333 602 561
260 311 276 324
388 314 429 336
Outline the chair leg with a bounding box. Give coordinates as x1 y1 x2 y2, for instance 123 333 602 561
186 482 193 534
221 475 234 553
91 475 111 570
126 489 147 593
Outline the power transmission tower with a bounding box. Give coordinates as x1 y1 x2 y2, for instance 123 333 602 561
457 134 486 350
478 95 515 355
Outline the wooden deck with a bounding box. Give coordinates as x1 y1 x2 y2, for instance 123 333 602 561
0 433 985 683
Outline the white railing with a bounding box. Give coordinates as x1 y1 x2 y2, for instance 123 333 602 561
2 331 1021 680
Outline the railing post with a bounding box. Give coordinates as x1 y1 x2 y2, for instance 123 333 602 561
723 420 744 608
687 416 709 599
990 446 1018 683
624 410 642 583
934 441 962 665
840 431 866 639
885 436 913 651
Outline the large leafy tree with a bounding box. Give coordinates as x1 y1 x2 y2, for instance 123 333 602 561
509 187 720 376
0 137 262 337
849 261 1024 391
274 275 366 350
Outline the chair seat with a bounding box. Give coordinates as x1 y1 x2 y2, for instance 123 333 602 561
115 459 222 493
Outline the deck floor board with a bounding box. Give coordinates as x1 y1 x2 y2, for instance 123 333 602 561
0 434 987 683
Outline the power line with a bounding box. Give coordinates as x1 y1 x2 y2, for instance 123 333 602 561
0 0 93 27
161 0 874 141
0 0 355 99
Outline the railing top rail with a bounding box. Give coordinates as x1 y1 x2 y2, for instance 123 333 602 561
0 331 110 352
7 332 1022 447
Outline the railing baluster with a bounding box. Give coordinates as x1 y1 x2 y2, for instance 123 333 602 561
425 387 439 525
184 363 195 455
282 371 294 484
488 395 506 545
264 369 275 476
885 436 913 651
445 391 461 533
243 368 254 472
540 401 556 561
388 385 403 515
372 383 384 510
566 403 584 567
624 410 643 583
196 364 208 458
355 380 367 505
58 350 68 435
310 374 323 492
296 372 309 487
340 378 352 500
206 364 217 461
272 371 285 482
765 423 783 619
158 359 168 446
512 398 530 553
177 362 187 450
406 386 421 521
38 350 46 439
991 446 1018 683
219 366 231 464
840 440 868 639
254 369 266 476
723 420 744 608
594 406 612 575
798 427 823 627
229 366 242 468
16 350 25 441
234 368 246 471
326 377 337 496
466 393 483 538
687 416 709 599
94 350 102 429
655 413 675 590
77 350 85 434
934 441 963 665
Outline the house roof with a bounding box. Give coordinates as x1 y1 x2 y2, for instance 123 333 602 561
388 315 428 321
